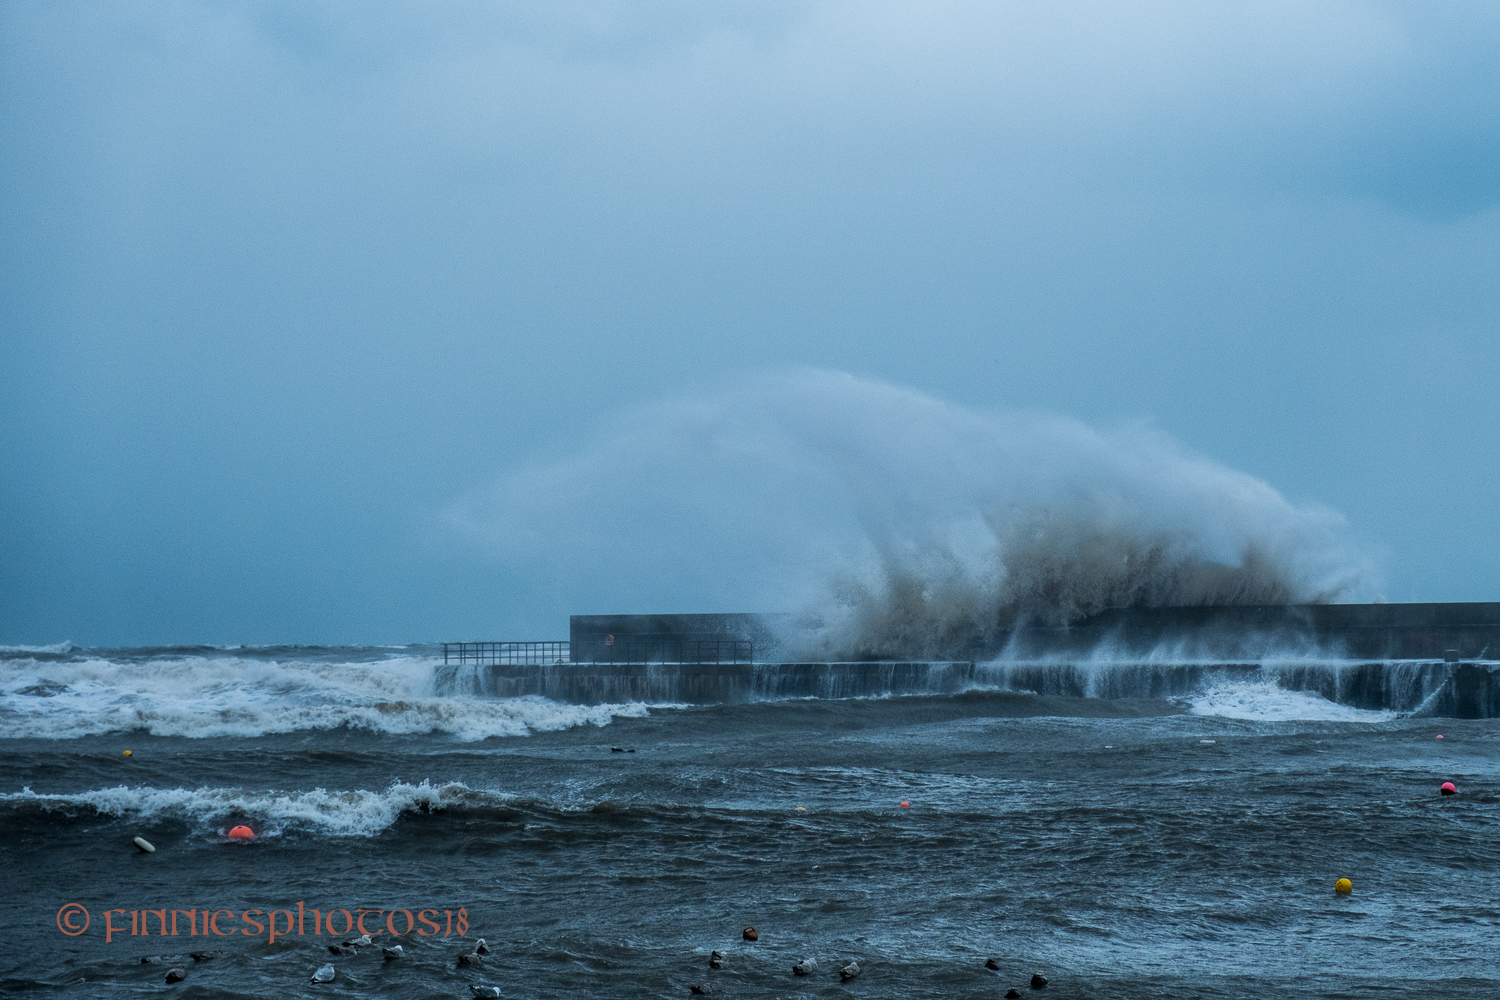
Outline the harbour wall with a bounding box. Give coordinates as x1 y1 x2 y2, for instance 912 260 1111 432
435 657 1500 717
571 603 1500 662
440 659 974 705
531 603 1500 717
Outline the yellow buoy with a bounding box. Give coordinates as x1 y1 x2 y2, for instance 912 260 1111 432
795 806 806 812
123 750 132 757
1334 878 1352 893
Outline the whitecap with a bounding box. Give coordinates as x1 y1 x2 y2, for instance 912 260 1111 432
0 780 489 837
0 641 75 654
1188 681 1395 722
0 653 653 740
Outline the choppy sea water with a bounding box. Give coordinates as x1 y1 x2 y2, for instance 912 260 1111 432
1 645 1496 998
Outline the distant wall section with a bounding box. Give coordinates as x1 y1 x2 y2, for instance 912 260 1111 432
571 603 1500 662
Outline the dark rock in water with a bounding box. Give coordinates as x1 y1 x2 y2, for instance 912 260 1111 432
474 937 489 954
164 967 186 984
985 958 1001 971
689 982 718 994
140 955 163 964
470 987 502 998
612 746 625 752
792 958 819 976
708 950 725 968
458 951 485 966
1006 990 1022 998
189 950 222 962
742 926 758 942
327 944 356 956
628 748 636 753
1030 972 1048 988
839 961 861 981
382 945 404 960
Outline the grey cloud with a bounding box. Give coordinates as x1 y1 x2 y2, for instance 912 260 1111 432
2 1 1497 644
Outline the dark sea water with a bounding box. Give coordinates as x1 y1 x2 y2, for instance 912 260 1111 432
2 644 1497 998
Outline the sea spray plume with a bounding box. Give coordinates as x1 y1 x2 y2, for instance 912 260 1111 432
818 411 1370 658
449 369 1375 658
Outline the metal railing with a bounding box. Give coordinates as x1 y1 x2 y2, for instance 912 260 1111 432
443 642 570 665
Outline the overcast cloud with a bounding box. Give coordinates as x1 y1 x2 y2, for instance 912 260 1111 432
3 1 1498 644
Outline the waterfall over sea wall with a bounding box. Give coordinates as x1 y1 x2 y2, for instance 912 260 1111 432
978 659 1497 717
436 661 975 706
433 657 1500 718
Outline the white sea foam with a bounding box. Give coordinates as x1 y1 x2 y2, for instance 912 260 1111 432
0 780 488 837
0 654 651 740
1188 681 1396 722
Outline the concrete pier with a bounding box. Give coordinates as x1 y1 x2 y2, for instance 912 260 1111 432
437 603 1500 717
434 656 1500 717
570 603 1500 662
444 659 975 704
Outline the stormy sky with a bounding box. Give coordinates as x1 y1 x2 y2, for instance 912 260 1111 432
3 2 1499 645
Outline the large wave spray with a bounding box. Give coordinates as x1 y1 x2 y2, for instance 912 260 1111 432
451 370 1375 658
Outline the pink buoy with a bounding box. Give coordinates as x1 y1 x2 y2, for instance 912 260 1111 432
1440 782 1457 796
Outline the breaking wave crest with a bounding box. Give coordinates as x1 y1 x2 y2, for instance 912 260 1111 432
0 641 76 654
0 652 652 740
452 369 1375 660
0 781 491 838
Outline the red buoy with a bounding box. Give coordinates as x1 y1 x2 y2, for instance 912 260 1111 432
227 825 255 840
899 801 910 808
1440 782 1457 796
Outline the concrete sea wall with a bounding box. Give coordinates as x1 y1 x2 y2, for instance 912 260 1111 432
523 603 1500 717
435 657 1500 717
570 603 1500 662
442 659 975 705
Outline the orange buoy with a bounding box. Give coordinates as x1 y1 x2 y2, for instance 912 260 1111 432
227 825 255 840
899 801 910 808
